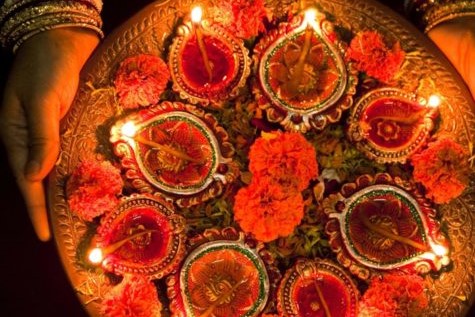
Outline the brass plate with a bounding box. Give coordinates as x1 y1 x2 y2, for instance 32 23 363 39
48 0 475 316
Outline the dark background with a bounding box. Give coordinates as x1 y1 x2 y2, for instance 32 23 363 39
0 1 474 316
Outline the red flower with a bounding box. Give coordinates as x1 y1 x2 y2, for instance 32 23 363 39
67 160 123 222
358 273 428 317
101 275 162 317
233 178 304 242
346 31 405 83
209 0 270 39
114 54 170 109
411 138 469 204
249 131 318 191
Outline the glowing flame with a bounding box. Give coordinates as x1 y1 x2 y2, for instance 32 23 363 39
121 121 138 138
304 8 318 30
427 94 441 108
432 244 448 257
88 248 104 264
191 6 203 24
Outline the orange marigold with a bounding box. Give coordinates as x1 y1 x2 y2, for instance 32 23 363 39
248 131 318 191
358 273 428 317
67 160 123 222
233 178 304 242
101 275 162 317
208 0 269 39
411 138 469 204
346 30 405 83
114 54 170 109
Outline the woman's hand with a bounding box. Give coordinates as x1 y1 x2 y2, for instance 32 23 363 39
0 28 99 241
428 16 475 99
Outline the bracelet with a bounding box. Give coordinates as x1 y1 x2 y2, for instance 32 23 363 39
424 1 475 32
0 0 103 52
1 1 100 39
405 0 475 33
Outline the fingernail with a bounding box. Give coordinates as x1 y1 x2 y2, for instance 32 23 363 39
25 160 40 178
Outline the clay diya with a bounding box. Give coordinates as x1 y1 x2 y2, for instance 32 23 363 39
323 173 450 280
277 259 359 317
168 239 270 317
92 194 186 279
110 101 239 207
253 9 357 132
168 6 250 107
347 88 439 163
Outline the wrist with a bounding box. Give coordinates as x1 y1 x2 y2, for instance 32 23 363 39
17 27 99 71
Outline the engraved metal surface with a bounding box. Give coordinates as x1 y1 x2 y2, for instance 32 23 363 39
48 0 475 316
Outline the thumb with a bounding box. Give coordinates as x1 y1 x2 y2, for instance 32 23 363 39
24 97 61 181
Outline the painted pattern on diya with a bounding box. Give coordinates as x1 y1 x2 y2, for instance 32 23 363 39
169 21 250 106
110 102 239 207
253 13 357 132
277 259 359 317
323 174 450 280
175 241 269 317
138 113 216 191
97 194 186 279
347 88 438 163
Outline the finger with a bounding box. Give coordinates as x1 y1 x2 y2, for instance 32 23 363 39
0 96 51 241
24 96 61 181
17 177 51 241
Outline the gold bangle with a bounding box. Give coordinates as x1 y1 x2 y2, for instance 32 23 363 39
424 1 475 32
1 0 37 20
404 0 475 32
8 13 101 42
1 1 100 40
13 22 103 52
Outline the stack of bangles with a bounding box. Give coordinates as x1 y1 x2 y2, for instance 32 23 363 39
405 0 475 33
0 0 103 52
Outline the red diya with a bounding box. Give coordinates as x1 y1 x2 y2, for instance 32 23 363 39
110 101 239 207
167 239 270 317
323 173 450 280
168 7 250 107
253 9 357 132
277 259 359 317
95 194 186 279
347 88 439 163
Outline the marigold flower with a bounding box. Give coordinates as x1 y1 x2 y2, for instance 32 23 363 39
346 31 405 83
101 275 162 317
411 138 469 204
67 160 123 222
114 54 170 109
233 178 304 242
248 131 318 191
208 0 269 39
358 273 428 317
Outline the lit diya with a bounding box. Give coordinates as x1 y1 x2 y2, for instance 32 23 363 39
323 173 450 280
347 88 440 163
277 259 359 317
110 101 239 207
167 240 269 317
253 9 357 132
168 6 251 107
90 194 186 279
